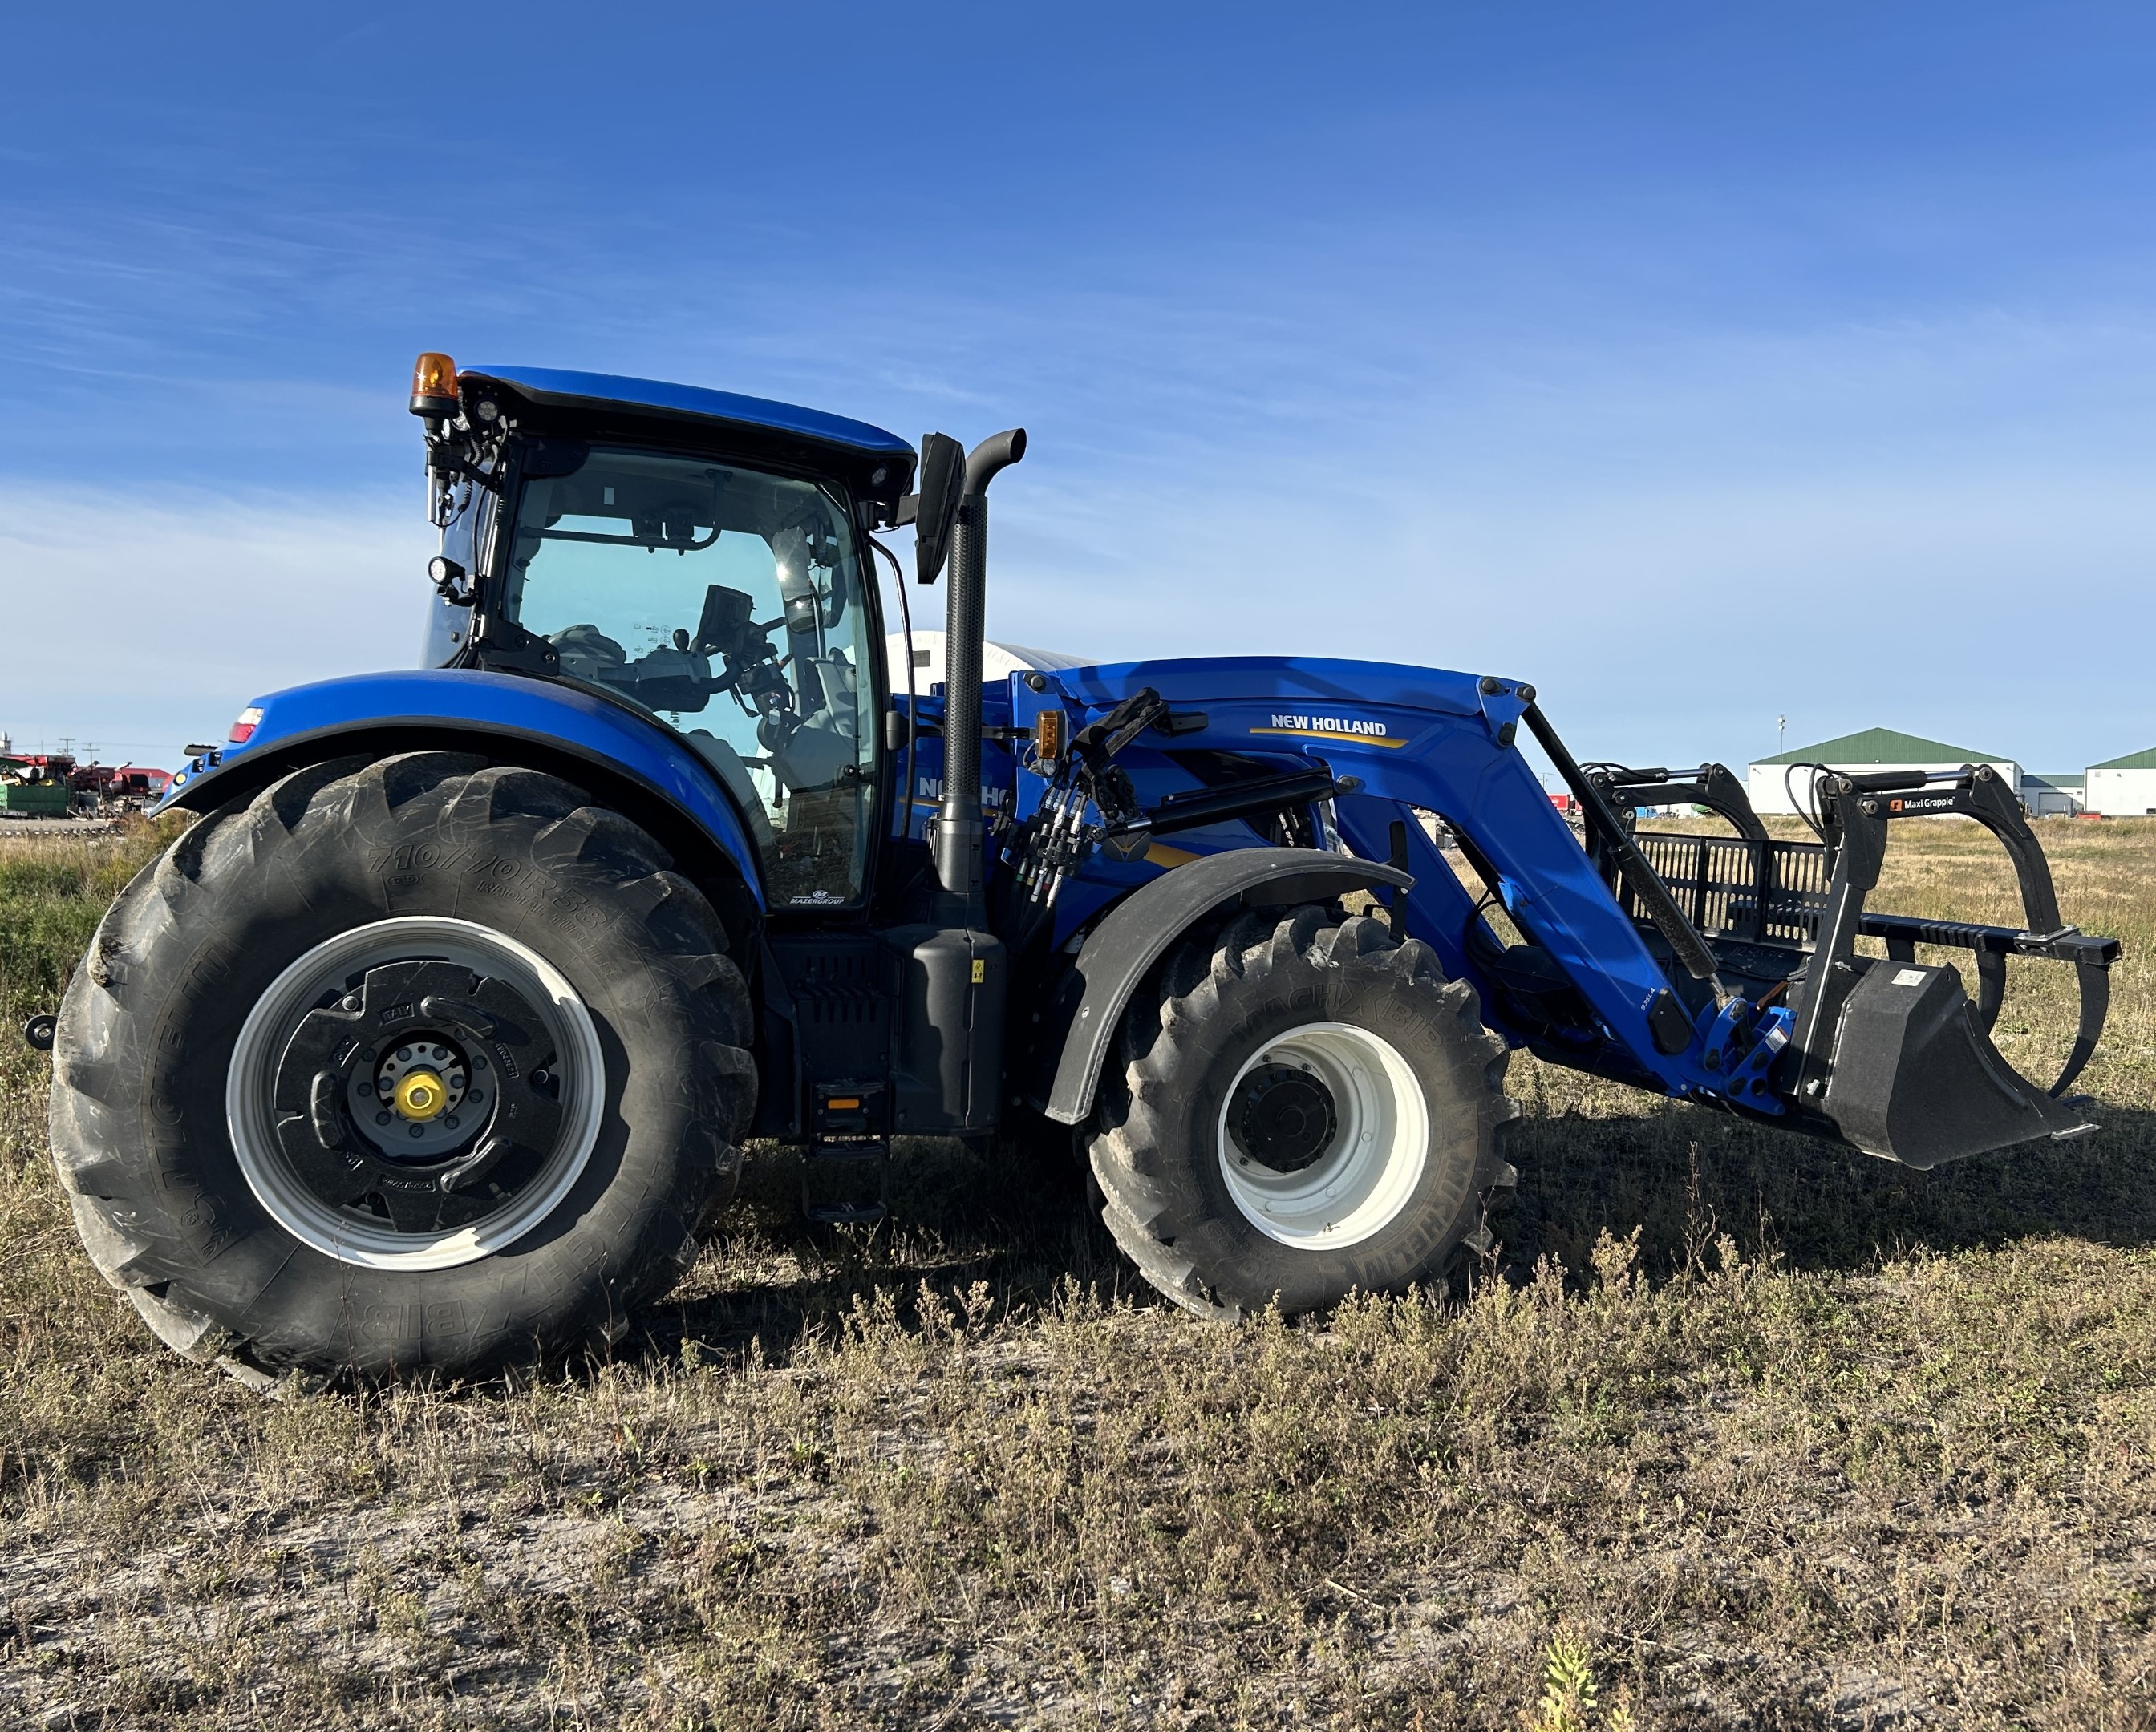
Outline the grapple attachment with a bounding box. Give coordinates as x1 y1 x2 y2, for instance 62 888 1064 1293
1589 759 2119 1167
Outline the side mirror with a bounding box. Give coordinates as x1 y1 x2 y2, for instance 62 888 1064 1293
911 432 966 585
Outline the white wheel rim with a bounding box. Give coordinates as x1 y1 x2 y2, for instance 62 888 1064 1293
226 917 606 1271
1216 1022 1429 1249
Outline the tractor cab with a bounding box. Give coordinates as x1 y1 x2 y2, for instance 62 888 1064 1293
412 359 916 914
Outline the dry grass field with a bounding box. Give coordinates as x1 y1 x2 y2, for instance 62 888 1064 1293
2 815 2153 1730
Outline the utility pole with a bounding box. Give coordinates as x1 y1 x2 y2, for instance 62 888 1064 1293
1777 715 1785 754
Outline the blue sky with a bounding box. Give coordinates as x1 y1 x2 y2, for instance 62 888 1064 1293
2 2 2151 775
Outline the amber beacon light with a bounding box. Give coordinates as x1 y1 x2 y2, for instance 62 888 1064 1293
409 351 460 418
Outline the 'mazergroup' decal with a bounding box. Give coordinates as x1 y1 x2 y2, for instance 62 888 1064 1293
1248 713 1410 748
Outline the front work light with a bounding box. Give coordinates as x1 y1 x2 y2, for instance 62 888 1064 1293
409 352 460 418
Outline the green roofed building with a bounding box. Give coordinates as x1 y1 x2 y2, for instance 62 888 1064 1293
2086 747 2156 817
1748 727 2020 816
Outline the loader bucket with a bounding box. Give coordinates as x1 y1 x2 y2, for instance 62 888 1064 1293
1814 957 2093 1168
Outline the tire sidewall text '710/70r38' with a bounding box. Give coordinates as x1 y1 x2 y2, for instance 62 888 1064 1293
1088 904 1518 1320
46 752 757 1386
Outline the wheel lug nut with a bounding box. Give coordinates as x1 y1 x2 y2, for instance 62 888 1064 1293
376 1112 391 1126
342 996 361 1011
444 1115 459 1130
409 1125 424 1139
396 1046 411 1061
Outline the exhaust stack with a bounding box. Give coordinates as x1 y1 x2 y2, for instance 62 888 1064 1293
933 427 1027 922
888 428 1026 1139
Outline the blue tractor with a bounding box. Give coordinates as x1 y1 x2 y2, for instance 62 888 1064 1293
38 356 2120 1384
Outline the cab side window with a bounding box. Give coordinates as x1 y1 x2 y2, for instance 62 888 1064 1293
500 447 878 906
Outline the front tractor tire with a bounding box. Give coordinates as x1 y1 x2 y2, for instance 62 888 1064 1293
47 753 756 1386
1088 905 1517 1320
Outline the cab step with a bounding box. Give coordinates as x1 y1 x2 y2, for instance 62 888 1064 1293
801 1135 890 1225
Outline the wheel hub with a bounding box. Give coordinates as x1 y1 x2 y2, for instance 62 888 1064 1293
264 949 569 1242
393 1068 449 1121
362 1037 473 1155
1228 1063 1339 1172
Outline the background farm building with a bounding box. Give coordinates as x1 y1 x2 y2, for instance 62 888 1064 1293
1746 727 2019 815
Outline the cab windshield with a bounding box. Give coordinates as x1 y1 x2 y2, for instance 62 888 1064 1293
500 444 878 908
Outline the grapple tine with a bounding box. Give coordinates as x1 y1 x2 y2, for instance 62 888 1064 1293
2052 960 2111 1098
1973 947 2008 1034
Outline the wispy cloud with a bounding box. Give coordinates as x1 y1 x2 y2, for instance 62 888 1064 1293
3 2 2154 778
969 304 2156 771
0 486 429 767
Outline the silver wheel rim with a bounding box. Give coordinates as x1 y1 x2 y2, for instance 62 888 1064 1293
226 916 605 1270
1216 1021 1429 1249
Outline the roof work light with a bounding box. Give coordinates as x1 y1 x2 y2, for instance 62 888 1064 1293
409 352 460 419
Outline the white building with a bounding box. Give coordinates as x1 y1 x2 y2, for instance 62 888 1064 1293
1749 727 2020 816
886 631 1092 695
2020 772 2085 817
2085 747 2156 817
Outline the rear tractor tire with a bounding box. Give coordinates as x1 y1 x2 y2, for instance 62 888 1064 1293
47 753 757 1386
1088 905 1518 1319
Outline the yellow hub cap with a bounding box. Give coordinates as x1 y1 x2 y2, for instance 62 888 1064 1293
393 1070 449 1121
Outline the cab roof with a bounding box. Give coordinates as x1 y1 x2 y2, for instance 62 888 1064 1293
463 366 914 492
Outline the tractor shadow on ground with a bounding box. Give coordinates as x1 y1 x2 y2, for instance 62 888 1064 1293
634 1129 1135 1368
1496 1097 2156 1286
629 1101 2156 1370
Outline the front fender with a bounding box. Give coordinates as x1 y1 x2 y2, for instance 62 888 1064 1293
160 669 767 911
1033 846 1412 1125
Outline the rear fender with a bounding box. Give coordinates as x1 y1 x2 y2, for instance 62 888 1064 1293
1033 846 1412 1125
158 669 768 934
